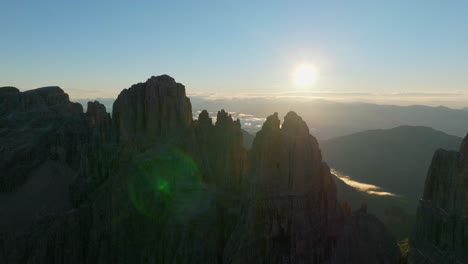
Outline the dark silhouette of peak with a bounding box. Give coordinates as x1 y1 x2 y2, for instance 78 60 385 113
226 111 398 263
409 131 468 263
261 111 280 130
0 85 83 115
197 110 212 126
0 86 20 96
112 74 192 143
149 74 176 83
23 85 64 95
86 101 111 132
282 110 310 136
0 75 399 264
215 109 231 123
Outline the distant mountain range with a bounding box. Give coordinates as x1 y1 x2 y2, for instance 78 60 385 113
320 125 462 204
243 125 462 239
75 97 468 141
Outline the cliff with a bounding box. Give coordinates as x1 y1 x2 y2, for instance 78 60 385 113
0 75 397 263
112 75 192 143
224 112 398 263
409 135 468 263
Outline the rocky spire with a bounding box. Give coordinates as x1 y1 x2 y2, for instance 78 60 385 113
409 134 468 263
0 76 399 264
224 111 339 263
224 111 398 263
192 109 247 186
86 101 110 128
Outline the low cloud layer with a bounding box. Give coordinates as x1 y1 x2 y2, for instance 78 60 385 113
331 169 397 197
192 111 265 133
188 91 468 109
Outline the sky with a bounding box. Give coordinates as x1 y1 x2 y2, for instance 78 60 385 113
1 0 468 106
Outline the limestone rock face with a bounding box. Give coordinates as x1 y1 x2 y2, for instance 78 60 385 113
224 111 338 263
409 138 468 263
0 76 249 264
70 101 116 207
87 101 111 132
0 86 87 192
0 76 399 264
192 109 247 186
224 111 398 263
0 86 89 234
334 208 399 264
112 75 192 143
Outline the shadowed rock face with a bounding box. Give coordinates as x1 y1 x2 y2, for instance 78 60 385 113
0 86 89 233
224 111 339 263
0 86 86 192
193 109 247 186
87 101 111 132
0 76 398 263
224 111 399 264
112 75 192 143
409 136 468 263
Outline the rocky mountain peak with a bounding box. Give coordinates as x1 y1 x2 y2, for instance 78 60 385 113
112 74 192 143
0 86 82 115
282 110 310 136
225 111 398 263
225 111 338 262
0 75 399 264
250 111 324 195
0 86 20 96
215 109 230 124
86 101 109 128
261 111 281 131
197 110 212 126
0 86 87 193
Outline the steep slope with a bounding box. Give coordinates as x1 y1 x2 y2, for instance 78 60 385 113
225 112 398 263
1 75 398 263
0 86 88 232
320 126 462 202
112 74 192 143
0 86 87 192
409 136 468 263
332 173 416 240
0 76 248 263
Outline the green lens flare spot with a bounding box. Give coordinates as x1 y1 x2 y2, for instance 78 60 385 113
157 178 170 193
127 147 204 221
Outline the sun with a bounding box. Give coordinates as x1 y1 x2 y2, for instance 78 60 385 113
293 64 319 88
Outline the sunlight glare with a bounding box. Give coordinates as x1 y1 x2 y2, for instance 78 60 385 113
293 64 319 88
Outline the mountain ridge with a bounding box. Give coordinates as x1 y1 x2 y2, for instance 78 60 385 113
0 75 399 263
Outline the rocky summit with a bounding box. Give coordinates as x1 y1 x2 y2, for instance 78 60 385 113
224 111 398 263
409 134 468 263
0 75 398 263
112 75 192 143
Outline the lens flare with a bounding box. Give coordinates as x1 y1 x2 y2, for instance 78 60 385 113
127 147 205 221
293 63 319 88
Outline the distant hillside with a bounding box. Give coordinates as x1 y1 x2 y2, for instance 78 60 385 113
332 173 416 240
320 126 462 204
191 97 468 140
76 97 468 140
242 129 254 149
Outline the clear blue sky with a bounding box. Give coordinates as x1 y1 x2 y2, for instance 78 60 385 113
1 0 467 99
